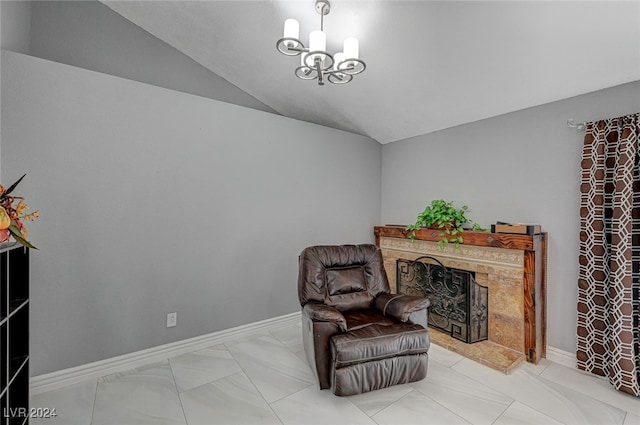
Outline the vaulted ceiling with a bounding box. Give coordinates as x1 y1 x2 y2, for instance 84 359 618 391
102 1 640 144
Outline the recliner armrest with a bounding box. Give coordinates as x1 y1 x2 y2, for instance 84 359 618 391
374 294 430 322
302 302 347 332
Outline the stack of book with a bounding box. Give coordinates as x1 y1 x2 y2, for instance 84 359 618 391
490 221 541 235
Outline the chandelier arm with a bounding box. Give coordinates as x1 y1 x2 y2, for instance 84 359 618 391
324 67 351 76
340 59 366 75
295 66 317 80
276 38 306 56
287 46 308 53
327 73 353 84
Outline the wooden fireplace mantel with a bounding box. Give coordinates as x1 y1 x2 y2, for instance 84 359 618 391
374 225 547 367
375 225 538 250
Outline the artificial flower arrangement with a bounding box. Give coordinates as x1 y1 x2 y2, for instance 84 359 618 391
0 174 39 249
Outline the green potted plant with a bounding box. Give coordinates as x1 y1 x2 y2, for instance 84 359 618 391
406 199 482 250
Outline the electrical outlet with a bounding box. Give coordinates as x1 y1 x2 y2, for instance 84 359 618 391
166 312 177 328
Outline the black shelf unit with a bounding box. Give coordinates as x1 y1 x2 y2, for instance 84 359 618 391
0 243 29 425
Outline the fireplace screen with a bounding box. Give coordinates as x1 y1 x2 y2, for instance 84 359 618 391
396 256 488 344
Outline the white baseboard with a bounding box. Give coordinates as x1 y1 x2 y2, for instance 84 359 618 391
30 311 301 395
546 345 576 369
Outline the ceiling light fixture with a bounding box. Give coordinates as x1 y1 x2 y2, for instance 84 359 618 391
276 0 366 86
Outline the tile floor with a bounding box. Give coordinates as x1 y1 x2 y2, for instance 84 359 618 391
30 321 640 425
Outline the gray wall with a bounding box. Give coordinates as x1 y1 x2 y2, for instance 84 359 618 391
0 0 33 178
0 0 31 54
1 50 381 375
29 0 276 114
381 80 640 354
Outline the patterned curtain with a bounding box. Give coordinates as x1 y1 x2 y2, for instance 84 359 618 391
577 112 640 396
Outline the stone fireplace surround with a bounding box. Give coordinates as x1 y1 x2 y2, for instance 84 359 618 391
374 225 547 373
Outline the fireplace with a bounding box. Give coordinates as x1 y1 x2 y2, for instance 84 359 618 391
375 225 547 373
397 256 488 344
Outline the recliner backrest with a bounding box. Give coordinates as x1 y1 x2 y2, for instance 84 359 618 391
298 244 391 311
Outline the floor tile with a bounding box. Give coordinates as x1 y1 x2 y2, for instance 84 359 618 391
624 412 640 425
29 379 97 425
493 401 563 425
518 357 552 376
179 372 281 425
271 386 376 425
372 390 471 425
411 360 512 425
269 322 304 353
429 343 465 367
346 383 413 417
452 359 626 425
169 344 242 392
540 361 640 416
28 319 640 425
293 348 309 366
92 363 186 425
225 333 315 403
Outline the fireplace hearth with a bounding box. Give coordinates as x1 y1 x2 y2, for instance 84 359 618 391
397 256 488 344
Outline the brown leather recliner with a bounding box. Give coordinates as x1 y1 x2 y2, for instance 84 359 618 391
298 244 431 396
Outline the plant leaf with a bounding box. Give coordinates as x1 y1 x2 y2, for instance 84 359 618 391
3 174 26 196
8 222 37 249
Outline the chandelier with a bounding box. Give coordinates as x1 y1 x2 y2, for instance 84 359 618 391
276 0 366 85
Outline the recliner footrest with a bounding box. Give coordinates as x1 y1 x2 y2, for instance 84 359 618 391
330 323 429 368
332 353 428 396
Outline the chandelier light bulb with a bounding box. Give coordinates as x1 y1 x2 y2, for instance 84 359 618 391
309 30 327 62
343 37 359 60
283 18 300 48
